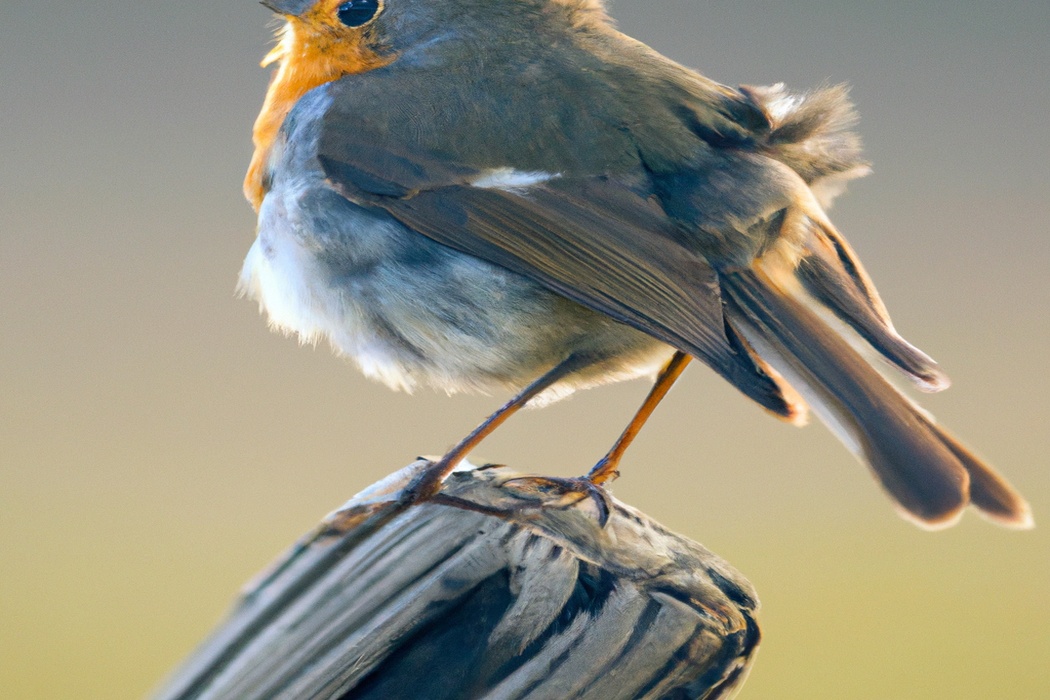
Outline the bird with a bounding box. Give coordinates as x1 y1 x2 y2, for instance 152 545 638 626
237 0 1031 529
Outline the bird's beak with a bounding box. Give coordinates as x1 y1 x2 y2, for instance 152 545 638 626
259 0 313 16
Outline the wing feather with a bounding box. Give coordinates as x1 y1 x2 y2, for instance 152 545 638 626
321 147 794 416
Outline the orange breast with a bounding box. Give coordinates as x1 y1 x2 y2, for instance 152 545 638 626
245 13 392 211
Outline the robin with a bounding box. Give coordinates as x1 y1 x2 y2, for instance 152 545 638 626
238 0 1031 529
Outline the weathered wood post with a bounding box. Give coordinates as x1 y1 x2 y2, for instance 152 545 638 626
155 461 760 700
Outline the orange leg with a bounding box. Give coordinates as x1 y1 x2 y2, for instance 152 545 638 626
402 353 594 503
588 351 692 484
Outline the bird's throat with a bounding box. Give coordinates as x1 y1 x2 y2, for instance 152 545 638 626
244 19 391 211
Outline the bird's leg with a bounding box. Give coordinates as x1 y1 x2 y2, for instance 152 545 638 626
401 352 594 504
458 351 691 526
587 351 692 485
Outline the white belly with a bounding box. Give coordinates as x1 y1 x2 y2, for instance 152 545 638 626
239 181 672 401
238 186 418 391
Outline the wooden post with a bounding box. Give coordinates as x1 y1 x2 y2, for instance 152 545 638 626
154 462 760 699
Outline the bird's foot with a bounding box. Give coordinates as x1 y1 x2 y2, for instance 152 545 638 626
398 456 457 506
586 456 620 485
498 475 614 527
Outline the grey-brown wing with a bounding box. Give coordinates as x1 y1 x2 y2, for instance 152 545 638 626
316 155 792 416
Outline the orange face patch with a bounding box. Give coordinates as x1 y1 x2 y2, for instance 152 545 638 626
245 0 392 211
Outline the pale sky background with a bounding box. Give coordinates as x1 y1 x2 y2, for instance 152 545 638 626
2 1 1048 698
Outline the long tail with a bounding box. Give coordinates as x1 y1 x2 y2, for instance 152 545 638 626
720 246 1031 529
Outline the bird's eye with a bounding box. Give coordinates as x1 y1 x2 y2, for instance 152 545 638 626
337 0 380 27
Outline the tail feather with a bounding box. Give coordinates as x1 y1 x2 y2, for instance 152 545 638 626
720 265 1030 528
796 219 949 392
918 417 1034 529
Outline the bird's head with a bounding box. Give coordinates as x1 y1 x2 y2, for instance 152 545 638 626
258 0 391 87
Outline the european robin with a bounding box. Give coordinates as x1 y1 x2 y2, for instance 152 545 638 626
238 0 1031 529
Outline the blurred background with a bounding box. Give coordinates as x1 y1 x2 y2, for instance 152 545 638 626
2 1 1047 697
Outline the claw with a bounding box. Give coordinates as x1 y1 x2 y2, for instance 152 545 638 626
501 476 613 527
584 480 613 527
587 457 620 485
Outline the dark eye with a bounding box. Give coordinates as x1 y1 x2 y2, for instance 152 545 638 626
337 0 379 27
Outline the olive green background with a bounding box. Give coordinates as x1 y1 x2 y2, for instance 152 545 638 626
2 1 1047 697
